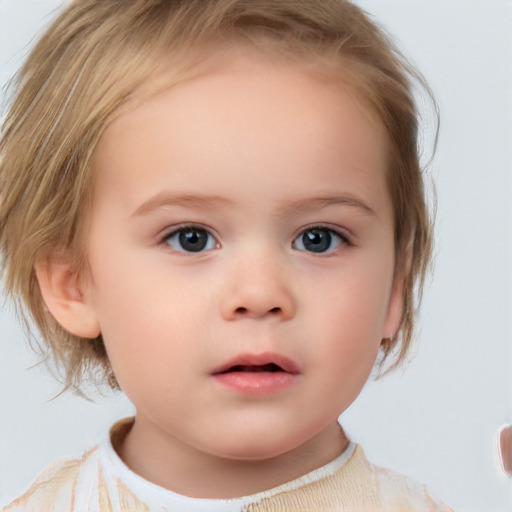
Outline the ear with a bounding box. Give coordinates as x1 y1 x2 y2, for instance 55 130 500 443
381 273 405 339
35 257 101 339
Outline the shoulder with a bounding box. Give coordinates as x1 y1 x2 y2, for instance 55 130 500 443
2 447 97 512
2 419 149 512
247 443 453 512
342 445 453 512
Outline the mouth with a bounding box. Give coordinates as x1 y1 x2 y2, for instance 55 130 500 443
211 353 300 376
211 353 300 395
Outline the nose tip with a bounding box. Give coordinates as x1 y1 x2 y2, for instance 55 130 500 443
221 274 296 321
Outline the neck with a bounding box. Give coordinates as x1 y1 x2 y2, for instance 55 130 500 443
116 416 349 499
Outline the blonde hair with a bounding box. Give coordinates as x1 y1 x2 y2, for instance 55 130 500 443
0 0 435 393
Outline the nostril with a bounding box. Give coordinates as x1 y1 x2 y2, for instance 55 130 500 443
233 306 282 316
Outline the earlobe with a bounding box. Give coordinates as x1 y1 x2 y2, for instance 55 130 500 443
35 258 101 339
382 276 404 339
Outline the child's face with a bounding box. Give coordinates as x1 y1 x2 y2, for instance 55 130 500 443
83 50 401 462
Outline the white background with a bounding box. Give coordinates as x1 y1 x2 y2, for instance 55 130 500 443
1 1 511 510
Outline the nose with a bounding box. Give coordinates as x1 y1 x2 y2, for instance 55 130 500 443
220 253 296 321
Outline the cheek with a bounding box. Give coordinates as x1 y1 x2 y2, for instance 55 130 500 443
306 260 393 372
88 264 207 388
314 268 393 333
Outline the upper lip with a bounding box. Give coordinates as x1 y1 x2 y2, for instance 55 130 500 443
211 352 300 375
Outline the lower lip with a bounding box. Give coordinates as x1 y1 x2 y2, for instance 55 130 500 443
212 372 298 396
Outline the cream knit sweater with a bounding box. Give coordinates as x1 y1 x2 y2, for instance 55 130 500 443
4 419 452 512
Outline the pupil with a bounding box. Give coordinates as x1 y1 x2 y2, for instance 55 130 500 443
179 229 207 252
303 229 331 253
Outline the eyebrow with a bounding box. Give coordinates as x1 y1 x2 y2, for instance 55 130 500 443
131 191 376 218
131 192 234 217
277 195 377 217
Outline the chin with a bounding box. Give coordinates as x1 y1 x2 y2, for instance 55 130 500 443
205 426 310 462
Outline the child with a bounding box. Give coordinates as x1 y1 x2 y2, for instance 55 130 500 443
0 0 452 510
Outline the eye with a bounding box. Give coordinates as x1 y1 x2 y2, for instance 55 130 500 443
163 226 218 253
293 227 346 253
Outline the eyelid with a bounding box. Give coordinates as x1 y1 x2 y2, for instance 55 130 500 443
293 223 352 243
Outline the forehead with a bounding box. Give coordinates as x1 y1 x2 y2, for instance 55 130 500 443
91 47 389 214
105 43 386 144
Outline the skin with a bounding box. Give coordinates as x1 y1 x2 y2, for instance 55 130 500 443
39 49 402 498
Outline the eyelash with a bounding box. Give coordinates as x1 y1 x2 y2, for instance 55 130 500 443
159 224 351 254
